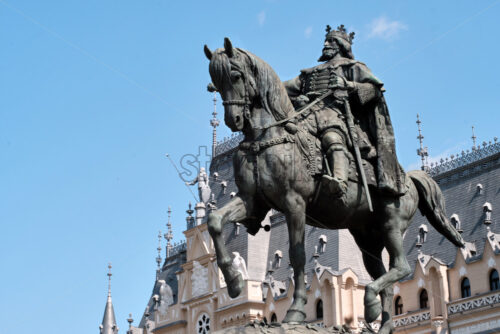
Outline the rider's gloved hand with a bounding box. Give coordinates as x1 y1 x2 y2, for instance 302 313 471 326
328 76 355 91
294 95 310 108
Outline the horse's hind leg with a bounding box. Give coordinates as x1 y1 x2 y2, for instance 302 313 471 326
364 212 411 325
207 195 266 298
282 193 307 323
351 228 394 334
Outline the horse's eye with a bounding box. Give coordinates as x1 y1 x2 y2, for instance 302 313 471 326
230 71 242 81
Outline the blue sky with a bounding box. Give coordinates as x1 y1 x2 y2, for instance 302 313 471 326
1 1 499 333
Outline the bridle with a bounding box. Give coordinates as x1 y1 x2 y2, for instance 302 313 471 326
220 63 336 133
221 67 254 129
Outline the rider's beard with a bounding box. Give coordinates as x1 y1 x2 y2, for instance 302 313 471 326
318 47 339 62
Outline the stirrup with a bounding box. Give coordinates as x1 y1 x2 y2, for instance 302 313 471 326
322 175 347 197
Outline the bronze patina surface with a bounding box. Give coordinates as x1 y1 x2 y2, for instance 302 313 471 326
204 26 465 333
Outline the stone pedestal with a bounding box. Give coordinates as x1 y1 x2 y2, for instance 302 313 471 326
214 322 356 334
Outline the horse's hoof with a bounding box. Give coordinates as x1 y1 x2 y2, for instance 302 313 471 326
227 273 244 298
283 309 306 323
364 298 382 323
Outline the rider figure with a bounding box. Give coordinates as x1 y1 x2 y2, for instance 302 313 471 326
284 24 405 197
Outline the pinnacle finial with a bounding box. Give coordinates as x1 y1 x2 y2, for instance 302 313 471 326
416 114 429 171
210 92 220 159
156 231 162 278
164 207 174 258
471 126 477 149
185 201 195 229
127 313 133 331
107 262 112 297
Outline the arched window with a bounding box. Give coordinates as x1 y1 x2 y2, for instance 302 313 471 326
316 299 323 319
270 313 277 323
419 289 428 309
394 296 403 315
461 277 471 298
490 270 499 291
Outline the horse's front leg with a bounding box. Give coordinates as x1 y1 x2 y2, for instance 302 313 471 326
207 195 256 298
282 193 307 323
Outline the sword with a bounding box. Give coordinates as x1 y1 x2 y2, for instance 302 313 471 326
342 97 373 212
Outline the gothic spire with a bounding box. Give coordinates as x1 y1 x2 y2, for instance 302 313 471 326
100 263 119 334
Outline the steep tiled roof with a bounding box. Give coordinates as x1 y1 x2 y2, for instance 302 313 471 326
405 149 500 273
138 250 185 327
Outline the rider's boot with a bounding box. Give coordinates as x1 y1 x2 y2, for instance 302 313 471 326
322 147 349 197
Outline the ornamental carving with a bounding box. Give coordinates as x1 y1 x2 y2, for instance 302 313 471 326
191 261 208 297
448 291 500 314
393 311 430 327
157 280 174 316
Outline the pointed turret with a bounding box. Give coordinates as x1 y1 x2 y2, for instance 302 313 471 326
100 263 119 334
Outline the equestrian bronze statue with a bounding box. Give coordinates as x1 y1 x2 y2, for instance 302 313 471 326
204 25 464 334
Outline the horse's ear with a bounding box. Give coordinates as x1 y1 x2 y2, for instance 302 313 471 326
207 83 217 92
224 37 234 58
204 45 213 60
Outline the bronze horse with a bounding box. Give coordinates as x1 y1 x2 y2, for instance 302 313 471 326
204 38 464 333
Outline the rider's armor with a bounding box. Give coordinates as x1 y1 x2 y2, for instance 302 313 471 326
301 63 343 97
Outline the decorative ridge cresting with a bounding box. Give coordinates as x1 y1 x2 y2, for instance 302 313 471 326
165 240 187 259
428 137 499 177
214 133 244 157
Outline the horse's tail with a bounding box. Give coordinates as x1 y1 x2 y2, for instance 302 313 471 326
408 170 465 248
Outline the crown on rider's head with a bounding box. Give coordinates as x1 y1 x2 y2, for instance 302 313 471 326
325 24 355 44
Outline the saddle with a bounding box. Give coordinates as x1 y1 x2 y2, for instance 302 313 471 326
290 118 377 188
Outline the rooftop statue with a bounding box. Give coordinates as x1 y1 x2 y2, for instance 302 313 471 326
204 26 465 334
186 167 211 204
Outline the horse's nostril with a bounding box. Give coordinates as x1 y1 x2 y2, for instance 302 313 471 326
235 115 241 124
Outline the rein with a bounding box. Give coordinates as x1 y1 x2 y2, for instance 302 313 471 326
221 58 333 155
254 89 334 131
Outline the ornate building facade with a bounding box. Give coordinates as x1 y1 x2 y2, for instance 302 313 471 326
99 117 500 333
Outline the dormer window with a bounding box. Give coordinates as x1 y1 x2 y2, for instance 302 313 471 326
220 180 228 194
450 214 463 233
416 224 428 248
274 250 282 268
484 202 493 225
477 183 483 194
319 235 327 253
235 223 240 235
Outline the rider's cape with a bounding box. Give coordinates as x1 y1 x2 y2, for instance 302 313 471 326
348 60 406 196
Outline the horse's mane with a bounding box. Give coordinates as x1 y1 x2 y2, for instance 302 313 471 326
209 47 294 122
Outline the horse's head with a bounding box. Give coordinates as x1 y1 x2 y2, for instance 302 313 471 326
204 38 257 132
204 38 293 133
